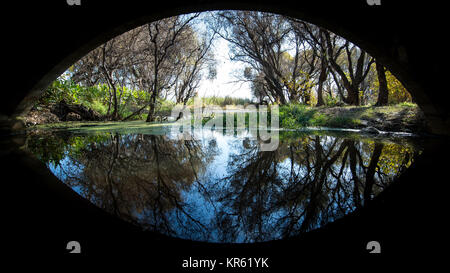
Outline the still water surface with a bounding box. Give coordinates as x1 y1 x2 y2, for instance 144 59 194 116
26 127 422 243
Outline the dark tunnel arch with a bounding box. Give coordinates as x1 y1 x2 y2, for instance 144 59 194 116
3 0 449 135
2 0 449 261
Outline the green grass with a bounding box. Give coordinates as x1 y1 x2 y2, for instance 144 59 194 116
278 103 418 129
396 102 417 108
28 102 420 133
193 103 418 130
326 116 361 128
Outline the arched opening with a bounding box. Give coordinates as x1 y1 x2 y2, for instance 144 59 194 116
21 10 427 244
2 0 448 261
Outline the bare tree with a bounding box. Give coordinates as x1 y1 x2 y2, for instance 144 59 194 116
215 11 292 104
122 14 215 121
172 29 216 105
141 14 201 122
215 11 324 105
297 24 329 106
324 31 375 105
72 13 215 122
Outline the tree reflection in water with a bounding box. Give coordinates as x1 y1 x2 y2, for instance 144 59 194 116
26 130 420 243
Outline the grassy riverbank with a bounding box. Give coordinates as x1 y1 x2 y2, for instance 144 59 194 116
278 102 426 133
27 102 427 134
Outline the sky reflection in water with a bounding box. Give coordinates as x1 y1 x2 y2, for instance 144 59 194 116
27 129 421 243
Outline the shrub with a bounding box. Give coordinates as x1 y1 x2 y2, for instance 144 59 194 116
87 100 108 115
397 102 417 108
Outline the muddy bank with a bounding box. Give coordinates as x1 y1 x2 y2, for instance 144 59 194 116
23 102 103 126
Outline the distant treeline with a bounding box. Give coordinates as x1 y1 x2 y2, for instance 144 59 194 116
186 96 253 107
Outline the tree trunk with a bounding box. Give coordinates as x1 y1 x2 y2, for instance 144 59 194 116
347 140 362 209
316 57 327 106
112 87 118 120
146 93 157 122
375 62 389 106
106 97 111 118
146 22 159 123
347 85 360 105
363 143 383 204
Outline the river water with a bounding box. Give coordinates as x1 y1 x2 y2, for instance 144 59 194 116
25 126 423 243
